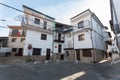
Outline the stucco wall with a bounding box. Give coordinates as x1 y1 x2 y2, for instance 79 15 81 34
8 37 25 48
23 30 53 56
64 32 73 48
74 31 92 49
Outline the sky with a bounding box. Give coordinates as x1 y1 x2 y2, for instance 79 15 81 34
0 0 111 37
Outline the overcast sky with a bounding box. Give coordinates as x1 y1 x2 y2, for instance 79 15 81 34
0 0 111 36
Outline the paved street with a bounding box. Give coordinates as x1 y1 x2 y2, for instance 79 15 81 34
0 59 120 80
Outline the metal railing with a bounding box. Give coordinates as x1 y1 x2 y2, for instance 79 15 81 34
21 17 54 31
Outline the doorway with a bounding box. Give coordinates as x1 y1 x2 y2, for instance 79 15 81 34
18 48 23 56
58 44 62 53
76 50 80 61
46 49 51 60
60 54 64 60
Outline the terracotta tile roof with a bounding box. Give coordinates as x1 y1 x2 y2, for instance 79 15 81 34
8 26 22 29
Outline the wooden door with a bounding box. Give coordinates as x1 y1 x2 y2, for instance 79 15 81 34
58 44 62 53
76 50 80 61
18 48 23 56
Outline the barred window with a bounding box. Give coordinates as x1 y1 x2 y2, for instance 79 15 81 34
83 49 92 57
41 34 47 40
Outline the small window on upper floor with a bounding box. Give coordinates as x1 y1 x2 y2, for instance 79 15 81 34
21 38 25 42
41 34 47 40
34 18 40 24
78 21 84 28
22 30 26 36
44 21 47 29
78 34 84 41
11 38 16 42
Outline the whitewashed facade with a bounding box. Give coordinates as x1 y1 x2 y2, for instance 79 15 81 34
22 5 55 60
19 5 111 62
70 9 106 62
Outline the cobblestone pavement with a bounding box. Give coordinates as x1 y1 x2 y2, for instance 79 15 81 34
0 59 120 80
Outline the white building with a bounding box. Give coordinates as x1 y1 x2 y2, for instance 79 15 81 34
22 5 55 61
19 5 111 63
70 9 107 62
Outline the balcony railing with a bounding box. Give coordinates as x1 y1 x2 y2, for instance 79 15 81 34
9 32 26 37
54 37 64 43
21 17 55 31
73 20 91 30
54 33 64 43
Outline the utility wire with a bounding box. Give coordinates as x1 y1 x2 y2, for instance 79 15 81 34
0 3 55 29
0 3 54 22
0 3 23 13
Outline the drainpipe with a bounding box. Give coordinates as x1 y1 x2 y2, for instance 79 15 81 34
72 27 76 62
90 14 96 63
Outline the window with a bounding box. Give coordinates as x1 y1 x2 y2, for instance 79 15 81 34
11 38 16 42
66 51 69 56
12 48 17 52
78 34 84 41
34 18 40 24
44 21 47 29
22 30 26 36
83 49 92 57
21 38 25 42
58 33 61 40
78 21 84 28
12 30 18 35
32 48 41 55
41 34 47 40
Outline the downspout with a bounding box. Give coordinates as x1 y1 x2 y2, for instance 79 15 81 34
72 30 76 61
90 14 96 63
71 26 76 61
